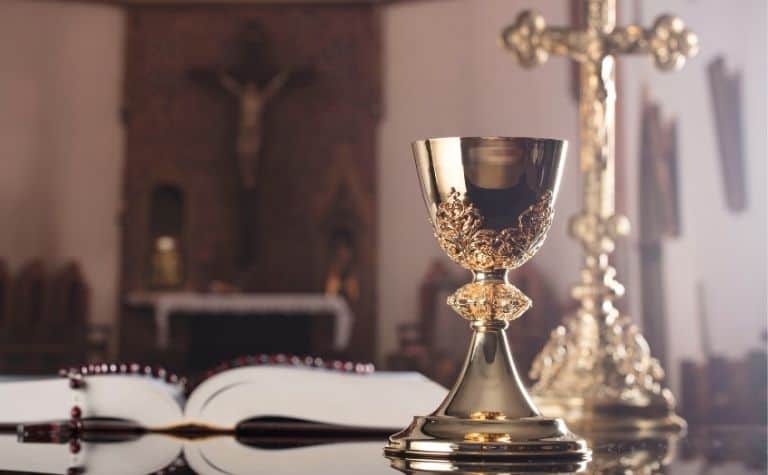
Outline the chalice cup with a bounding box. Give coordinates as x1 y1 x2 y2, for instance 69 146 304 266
385 137 589 462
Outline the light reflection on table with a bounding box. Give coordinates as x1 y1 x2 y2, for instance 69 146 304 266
0 426 764 474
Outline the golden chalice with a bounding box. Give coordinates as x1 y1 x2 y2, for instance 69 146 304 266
385 137 589 462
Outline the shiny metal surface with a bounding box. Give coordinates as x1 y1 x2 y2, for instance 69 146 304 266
413 137 565 234
500 0 698 432
413 137 566 322
1 425 764 474
386 137 589 462
389 430 688 474
389 456 588 474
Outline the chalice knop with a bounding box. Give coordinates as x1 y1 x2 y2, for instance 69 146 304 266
385 137 589 461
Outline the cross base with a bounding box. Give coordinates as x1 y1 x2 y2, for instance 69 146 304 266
529 310 686 435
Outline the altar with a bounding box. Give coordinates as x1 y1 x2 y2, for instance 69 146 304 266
126 292 353 351
123 292 353 372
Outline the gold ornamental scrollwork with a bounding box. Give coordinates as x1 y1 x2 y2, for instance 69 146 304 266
447 281 532 322
434 189 555 272
530 313 673 406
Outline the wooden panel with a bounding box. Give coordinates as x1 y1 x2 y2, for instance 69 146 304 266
120 4 379 361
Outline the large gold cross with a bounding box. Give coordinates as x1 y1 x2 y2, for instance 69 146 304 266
500 1 698 428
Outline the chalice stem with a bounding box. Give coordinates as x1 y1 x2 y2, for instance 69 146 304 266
435 320 540 420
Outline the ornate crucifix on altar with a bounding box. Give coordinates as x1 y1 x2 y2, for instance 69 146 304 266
217 69 293 190
190 23 311 267
501 0 698 431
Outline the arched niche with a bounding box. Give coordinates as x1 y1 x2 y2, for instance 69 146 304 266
148 184 185 289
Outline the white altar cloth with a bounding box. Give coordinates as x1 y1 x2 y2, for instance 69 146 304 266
125 292 354 351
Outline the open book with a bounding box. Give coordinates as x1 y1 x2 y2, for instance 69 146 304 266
0 356 446 434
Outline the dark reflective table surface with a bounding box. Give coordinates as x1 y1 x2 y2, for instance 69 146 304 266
0 426 765 474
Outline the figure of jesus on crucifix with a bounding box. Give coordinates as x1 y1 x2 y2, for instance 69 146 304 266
188 22 312 267
217 70 292 190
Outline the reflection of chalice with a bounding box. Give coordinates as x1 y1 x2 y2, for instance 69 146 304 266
385 137 589 462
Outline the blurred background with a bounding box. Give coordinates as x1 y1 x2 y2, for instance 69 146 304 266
0 0 764 428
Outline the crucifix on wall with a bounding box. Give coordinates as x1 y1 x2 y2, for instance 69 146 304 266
216 69 292 189
189 23 312 267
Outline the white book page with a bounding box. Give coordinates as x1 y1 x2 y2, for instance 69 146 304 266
184 367 447 430
184 437 391 475
80 376 185 429
0 378 71 424
0 375 185 429
0 433 73 474
0 433 181 475
83 434 182 475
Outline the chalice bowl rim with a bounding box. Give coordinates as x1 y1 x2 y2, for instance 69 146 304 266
414 135 567 276
411 135 566 146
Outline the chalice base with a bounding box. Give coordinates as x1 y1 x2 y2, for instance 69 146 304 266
384 415 589 461
385 317 589 463
389 455 588 474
